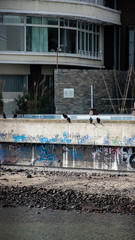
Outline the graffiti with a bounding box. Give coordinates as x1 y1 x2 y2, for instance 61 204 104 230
77 134 90 144
103 134 110 145
13 134 26 142
40 133 72 144
69 148 83 161
112 138 121 146
60 132 72 144
0 142 135 171
37 145 57 163
40 137 57 143
0 150 6 164
130 154 135 169
123 135 135 146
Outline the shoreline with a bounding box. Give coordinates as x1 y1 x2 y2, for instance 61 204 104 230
0 167 135 214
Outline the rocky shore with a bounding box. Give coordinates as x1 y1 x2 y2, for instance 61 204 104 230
0 167 135 214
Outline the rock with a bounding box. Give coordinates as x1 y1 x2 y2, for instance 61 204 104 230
26 174 32 178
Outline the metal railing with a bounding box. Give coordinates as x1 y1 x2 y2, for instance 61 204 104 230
78 50 102 60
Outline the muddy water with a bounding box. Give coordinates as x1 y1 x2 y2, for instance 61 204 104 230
0 207 135 240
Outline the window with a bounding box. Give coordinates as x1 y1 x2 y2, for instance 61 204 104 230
0 25 24 51
0 75 28 92
26 26 48 52
3 15 24 24
0 14 101 59
60 29 76 53
64 88 74 98
27 16 42 24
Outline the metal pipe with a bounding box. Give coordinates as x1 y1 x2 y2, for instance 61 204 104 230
91 85 94 108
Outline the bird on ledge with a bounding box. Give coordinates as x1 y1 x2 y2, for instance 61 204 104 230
13 112 17 118
89 117 93 123
2 112 6 119
96 117 100 123
62 113 71 123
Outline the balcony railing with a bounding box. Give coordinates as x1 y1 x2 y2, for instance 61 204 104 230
78 50 102 60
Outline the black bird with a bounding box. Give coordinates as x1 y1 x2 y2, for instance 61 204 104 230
96 117 100 124
2 112 6 119
89 117 93 124
67 117 71 123
13 112 17 118
63 113 68 119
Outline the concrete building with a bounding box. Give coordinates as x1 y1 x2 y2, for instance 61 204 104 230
0 0 134 114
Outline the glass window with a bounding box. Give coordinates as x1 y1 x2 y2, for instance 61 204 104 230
47 18 58 25
48 28 58 52
1 75 28 92
27 16 42 24
89 24 92 31
3 15 24 24
26 26 48 52
0 25 24 51
0 14 3 23
129 30 134 42
60 29 76 53
69 20 77 28
60 18 68 27
89 33 92 52
97 25 99 33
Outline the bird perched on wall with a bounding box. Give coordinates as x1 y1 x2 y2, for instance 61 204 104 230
89 117 93 124
2 112 6 119
63 113 68 119
67 117 71 123
96 117 100 124
13 112 17 118
62 113 71 123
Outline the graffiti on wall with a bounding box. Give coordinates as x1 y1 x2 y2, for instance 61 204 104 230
0 143 135 171
0 130 135 147
104 134 135 146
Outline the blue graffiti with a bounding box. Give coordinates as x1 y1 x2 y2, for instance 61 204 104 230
103 134 110 145
40 132 71 144
37 145 57 162
0 133 6 140
60 133 72 144
123 135 135 146
69 148 83 161
77 134 89 144
13 135 26 142
0 150 6 163
40 137 57 143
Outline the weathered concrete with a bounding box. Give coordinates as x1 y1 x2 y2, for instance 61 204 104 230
0 119 134 146
0 118 134 171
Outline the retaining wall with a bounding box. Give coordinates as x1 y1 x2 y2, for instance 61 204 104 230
0 119 135 171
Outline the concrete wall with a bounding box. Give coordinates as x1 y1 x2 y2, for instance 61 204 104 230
0 118 134 171
0 143 135 171
0 119 134 146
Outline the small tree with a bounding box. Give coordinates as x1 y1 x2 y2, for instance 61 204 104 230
15 77 55 114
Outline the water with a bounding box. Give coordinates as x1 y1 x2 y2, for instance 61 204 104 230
0 207 135 240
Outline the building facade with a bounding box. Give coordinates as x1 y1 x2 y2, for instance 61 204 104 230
0 0 134 114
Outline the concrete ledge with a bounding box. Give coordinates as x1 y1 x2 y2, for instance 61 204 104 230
0 117 135 146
